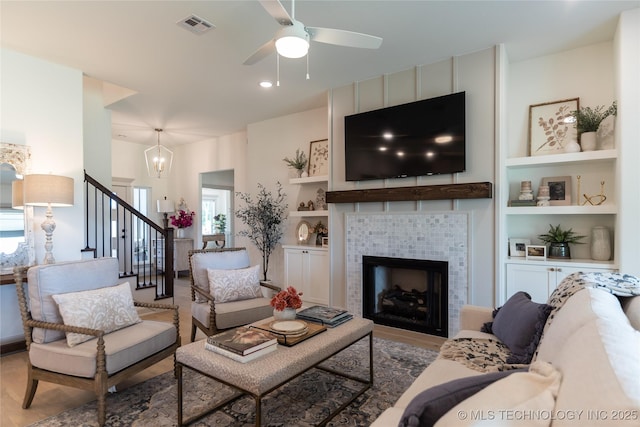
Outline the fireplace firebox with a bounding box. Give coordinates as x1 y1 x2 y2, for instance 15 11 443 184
362 256 448 337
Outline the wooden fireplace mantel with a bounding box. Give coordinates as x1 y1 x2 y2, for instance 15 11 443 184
326 182 493 204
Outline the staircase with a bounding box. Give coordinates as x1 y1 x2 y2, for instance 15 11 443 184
83 171 174 300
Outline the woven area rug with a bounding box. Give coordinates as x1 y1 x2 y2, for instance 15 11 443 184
29 337 438 426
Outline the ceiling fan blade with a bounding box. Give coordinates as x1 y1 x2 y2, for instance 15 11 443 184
307 27 383 49
259 0 293 26
243 39 276 65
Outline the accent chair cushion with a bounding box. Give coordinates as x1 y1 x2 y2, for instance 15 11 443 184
208 265 262 303
52 282 142 346
28 320 176 377
192 297 275 331
481 291 552 364
399 368 526 427
190 249 250 302
27 257 121 343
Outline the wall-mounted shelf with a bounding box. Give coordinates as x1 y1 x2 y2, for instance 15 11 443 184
289 175 329 185
505 205 617 215
505 149 616 169
326 182 492 204
290 210 329 217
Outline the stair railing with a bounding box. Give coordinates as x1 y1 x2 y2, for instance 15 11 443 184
83 171 173 300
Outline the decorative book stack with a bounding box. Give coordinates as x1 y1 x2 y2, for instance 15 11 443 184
205 326 277 363
296 305 353 327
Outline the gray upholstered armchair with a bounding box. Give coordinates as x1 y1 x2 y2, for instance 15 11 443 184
188 248 280 341
14 257 180 427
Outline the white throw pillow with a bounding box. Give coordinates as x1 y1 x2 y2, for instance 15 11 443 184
435 361 561 427
208 265 262 303
51 281 141 347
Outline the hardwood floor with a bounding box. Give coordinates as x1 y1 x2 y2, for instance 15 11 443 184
0 277 443 427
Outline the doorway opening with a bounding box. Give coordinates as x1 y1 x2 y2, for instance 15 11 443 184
201 170 234 249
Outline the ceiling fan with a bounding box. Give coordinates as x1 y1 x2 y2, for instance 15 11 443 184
243 0 383 65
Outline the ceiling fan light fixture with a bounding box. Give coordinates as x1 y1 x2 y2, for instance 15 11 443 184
275 22 309 58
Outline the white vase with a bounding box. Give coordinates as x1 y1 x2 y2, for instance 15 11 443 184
564 139 581 153
273 307 296 321
590 226 611 261
580 131 597 151
176 228 185 238
597 115 615 150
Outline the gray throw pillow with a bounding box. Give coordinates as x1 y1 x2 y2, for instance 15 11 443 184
398 368 527 427
481 291 552 364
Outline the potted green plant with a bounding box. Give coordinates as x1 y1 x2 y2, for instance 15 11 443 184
538 224 586 259
282 149 308 178
213 213 226 234
235 182 288 281
572 101 616 151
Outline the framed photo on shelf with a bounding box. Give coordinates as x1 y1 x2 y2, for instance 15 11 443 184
541 176 572 206
509 238 531 257
525 244 547 261
528 98 579 156
308 139 329 177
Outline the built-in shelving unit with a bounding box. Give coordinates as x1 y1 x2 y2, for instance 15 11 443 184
500 149 619 303
288 175 329 219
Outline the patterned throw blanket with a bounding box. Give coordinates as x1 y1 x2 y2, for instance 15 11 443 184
438 337 528 372
439 272 640 372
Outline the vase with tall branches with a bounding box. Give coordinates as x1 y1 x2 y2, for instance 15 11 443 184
235 182 287 281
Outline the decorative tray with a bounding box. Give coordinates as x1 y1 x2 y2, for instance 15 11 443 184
252 320 327 347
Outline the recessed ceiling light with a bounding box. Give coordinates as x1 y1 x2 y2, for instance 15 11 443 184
259 81 273 88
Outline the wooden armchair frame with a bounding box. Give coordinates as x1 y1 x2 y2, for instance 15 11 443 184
188 248 280 341
14 266 181 427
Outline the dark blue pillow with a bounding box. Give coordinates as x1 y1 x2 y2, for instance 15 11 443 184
481 291 552 364
398 368 526 427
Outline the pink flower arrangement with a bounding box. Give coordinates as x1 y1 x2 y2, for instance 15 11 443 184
270 286 303 311
170 209 195 228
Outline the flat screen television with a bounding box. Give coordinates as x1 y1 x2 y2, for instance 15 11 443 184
344 91 465 181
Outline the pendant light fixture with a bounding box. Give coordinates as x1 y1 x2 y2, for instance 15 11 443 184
144 128 173 178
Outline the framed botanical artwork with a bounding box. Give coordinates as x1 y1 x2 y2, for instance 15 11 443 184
509 238 531 257
308 139 329 177
525 244 547 261
541 176 572 206
529 98 579 156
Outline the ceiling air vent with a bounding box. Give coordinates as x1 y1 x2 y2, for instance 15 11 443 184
177 14 215 35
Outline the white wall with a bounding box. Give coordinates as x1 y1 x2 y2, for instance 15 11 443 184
1 48 86 344
329 47 497 309
111 131 248 253
246 107 328 285
83 76 113 185
508 42 615 158
614 8 640 275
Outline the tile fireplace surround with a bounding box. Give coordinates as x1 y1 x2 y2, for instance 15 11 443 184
345 211 469 337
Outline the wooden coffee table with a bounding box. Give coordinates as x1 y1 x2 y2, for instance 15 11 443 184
176 316 373 426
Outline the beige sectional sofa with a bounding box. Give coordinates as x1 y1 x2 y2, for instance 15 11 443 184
372 272 640 426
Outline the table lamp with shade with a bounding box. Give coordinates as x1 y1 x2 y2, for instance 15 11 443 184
11 179 24 209
157 197 174 229
23 174 74 264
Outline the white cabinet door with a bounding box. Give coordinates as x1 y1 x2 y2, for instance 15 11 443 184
506 263 617 303
550 266 616 289
284 248 305 289
506 263 552 303
306 249 329 304
284 247 329 305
